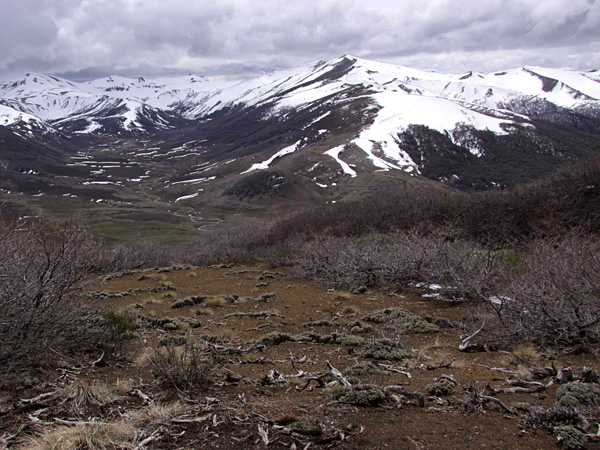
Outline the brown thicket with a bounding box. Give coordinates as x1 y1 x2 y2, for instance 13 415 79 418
0 217 99 365
1 156 598 354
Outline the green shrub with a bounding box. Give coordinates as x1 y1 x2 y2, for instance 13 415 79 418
171 295 207 309
354 339 412 360
363 308 439 334
335 385 388 406
555 382 600 407
303 320 335 327
102 310 137 344
511 402 532 413
334 334 367 347
347 321 374 335
343 362 384 377
225 310 281 319
426 378 457 396
553 426 587 450
260 332 297 345
140 316 201 331
223 170 287 199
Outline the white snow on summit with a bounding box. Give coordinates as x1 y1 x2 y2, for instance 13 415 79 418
2 57 600 176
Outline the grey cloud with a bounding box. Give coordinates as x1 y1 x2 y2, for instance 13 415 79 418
0 1 58 69
1 0 599 78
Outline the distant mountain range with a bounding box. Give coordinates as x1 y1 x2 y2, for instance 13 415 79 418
1 55 600 217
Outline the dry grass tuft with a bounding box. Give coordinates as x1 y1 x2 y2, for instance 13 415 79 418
334 292 352 301
203 296 225 308
149 344 213 393
127 402 187 428
510 346 543 365
114 378 134 393
22 421 134 450
57 381 119 414
343 305 359 313
22 402 188 450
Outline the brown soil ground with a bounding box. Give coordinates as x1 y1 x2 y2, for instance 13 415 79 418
2 265 598 449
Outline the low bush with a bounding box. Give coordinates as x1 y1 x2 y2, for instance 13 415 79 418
426 378 457 396
363 308 439 334
553 426 587 450
334 385 388 406
149 343 213 393
555 382 600 408
485 236 600 349
342 362 385 377
354 339 412 361
101 310 138 345
223 170 287 199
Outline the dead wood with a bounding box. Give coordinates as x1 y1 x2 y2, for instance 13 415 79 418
296 362 351 391
130 388 153 404
462 385 515 414
134 427 165 449
258 425 270 446
206 341 266 355
459 322 485 352
386 385 425 407
262 369 287 385
379 364 412 378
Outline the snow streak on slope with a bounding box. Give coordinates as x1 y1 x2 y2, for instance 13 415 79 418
2 57 600 178
242 141 302 174
325 146 357 177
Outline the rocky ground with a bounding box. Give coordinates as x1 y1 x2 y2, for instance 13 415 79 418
1 265 598 449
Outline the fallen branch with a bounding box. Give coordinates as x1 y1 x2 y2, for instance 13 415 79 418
326 361 351 387
462 385 514 414
258 425 270 446
296 362 351 391
386 385 425 407
379 364 412 379
586 424 600 442
262 369 287 385
474 364 520 377
130 389 153 404
135 428 164 449
19 391 57 405
245 322 287 332
459 322 485 352
207 342 266 355
171 414 212 424
54 418 109 426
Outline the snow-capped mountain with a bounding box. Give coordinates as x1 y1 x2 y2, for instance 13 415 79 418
0 72 228 133
0 103 54 132
1 55 600 190
2 56 599 136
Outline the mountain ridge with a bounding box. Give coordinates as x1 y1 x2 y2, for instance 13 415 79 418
1 55 600 212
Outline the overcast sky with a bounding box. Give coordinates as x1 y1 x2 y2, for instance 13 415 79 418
1 0 599 80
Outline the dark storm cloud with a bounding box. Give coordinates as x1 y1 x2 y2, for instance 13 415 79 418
1 0 599 79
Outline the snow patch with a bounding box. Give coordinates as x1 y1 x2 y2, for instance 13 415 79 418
325 146 357 177
175 192 199 202
242 140 301 174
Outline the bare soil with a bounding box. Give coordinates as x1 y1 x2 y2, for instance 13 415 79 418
2 265 598 449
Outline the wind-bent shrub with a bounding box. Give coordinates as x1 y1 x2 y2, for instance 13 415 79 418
486 236 600 349
0 217 99 364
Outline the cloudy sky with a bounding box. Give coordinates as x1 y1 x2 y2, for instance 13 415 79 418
1 0 599 80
